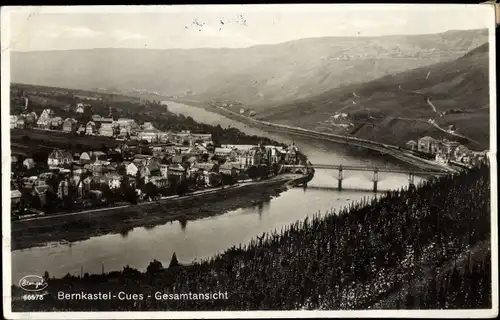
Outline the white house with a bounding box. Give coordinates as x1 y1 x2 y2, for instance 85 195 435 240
22 158 35 169
47 149 73 168
454 145 470 162
77 124 86 135
16 118 25 129
138 129 158 143
50 117 63 129
91 151 107 162
57 179 70 199
159 164 169 178
10 115 18 129
105 173 121 189
37 109 52 129
215 148 237 160
62 118 77 133
75 103 86 114
417 136 438 154
11 190 22 207
80 152 92 164
238 149 261 168
435 152 449 164
76 105 85 114
92 114 102 122
150 176 169 188
405 140 418 151
86 121 96 135
191 133 212 142
126 162 138 176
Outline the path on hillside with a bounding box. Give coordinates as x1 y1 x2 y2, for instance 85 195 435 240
396 85 481 145
398 84 438 114
398 84 425 96
426 97 438 113
336 92 362 113
431 121 480 144
390 117 481 145
371 240 490 309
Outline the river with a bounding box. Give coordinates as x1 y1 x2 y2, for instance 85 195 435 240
11 101 424 283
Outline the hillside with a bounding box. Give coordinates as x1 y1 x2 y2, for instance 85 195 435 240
11 29 487 107
257 42 490 150
12 165 492 311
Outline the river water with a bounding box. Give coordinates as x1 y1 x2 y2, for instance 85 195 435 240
11 101 423 283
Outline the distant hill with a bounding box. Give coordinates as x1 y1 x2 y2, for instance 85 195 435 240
11 29 488 106
258 42 490 150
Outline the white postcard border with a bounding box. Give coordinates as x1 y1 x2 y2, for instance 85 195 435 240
1 4 498 319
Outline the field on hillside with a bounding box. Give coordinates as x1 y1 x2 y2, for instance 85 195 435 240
10 129 120 157
261 43 490 150
12 82 141 103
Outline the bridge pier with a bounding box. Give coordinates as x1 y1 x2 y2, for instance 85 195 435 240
338 166 343 191
373 169 379 193
408 172 415 186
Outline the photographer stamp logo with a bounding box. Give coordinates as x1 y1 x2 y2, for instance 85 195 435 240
19 275 48 292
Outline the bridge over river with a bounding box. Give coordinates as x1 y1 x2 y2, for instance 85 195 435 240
281 164 450 192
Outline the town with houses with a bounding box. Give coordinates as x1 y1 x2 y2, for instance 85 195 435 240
405 136 487 167
9 97 302 220
9 88 487 220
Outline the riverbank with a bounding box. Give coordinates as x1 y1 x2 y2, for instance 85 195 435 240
11 174 309 251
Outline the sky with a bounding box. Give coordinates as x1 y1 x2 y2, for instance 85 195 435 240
3 4 494 51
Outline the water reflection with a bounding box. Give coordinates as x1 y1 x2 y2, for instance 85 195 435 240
119 226 133 238
179 219 188 231
254 199 271 220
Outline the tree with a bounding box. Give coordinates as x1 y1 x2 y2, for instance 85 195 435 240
126 188 138 204
101 143 109 154
30 191 42 210
144 182 159 200
119 175 136 203
122 265 141 279
211 155 226 165
44 188 59 213
206 143 215 153
200 153 210 162
221 173 236 186
261 165 270 179
136 171 145 190
176 179 190 196
272 163 280 176
247 166 260 180
146 259 163 275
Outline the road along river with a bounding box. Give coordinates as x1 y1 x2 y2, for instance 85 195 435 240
11 101 425 283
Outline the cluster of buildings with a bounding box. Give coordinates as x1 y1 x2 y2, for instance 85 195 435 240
10 106 220 146
9 98 305 215
11 135 300 215
405 136 487 166
323 112 353 129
